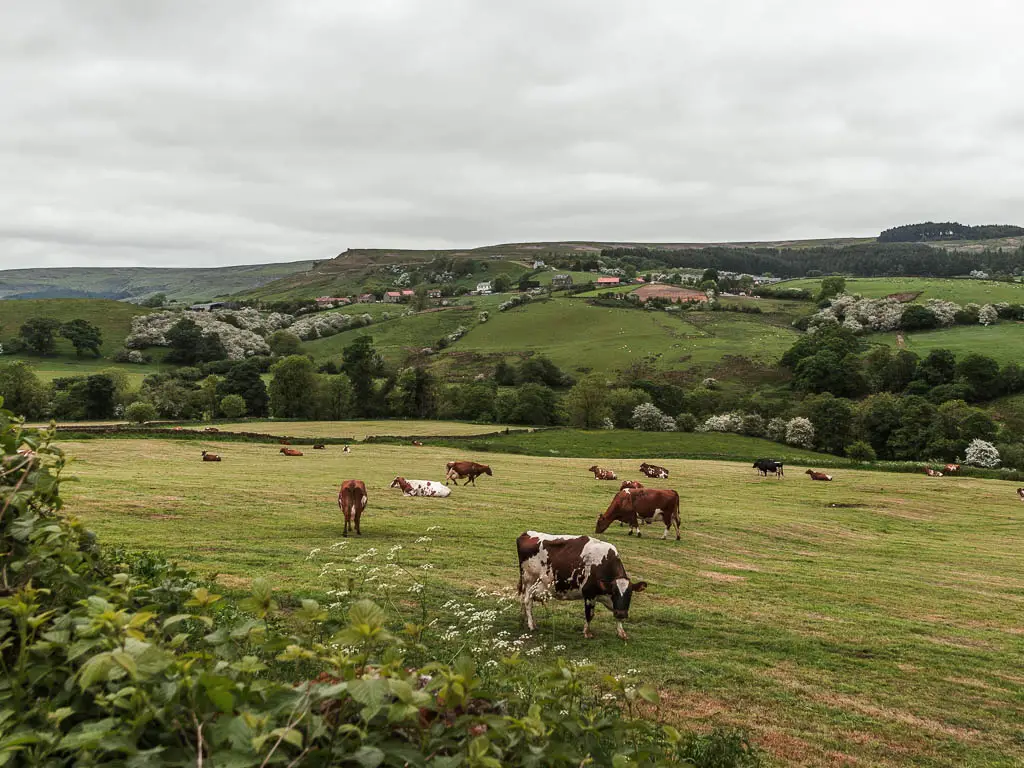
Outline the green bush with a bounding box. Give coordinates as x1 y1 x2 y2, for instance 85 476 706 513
0 400 759 767
125 400 158 424
219 393 248 418
845 440 877 462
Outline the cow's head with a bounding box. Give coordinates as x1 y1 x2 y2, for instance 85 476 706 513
483 466 492 476
389 476 403 489
598 578 648 619
588 465 599 473
595 490 641 533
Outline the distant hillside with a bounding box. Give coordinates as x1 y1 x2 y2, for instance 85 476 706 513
0 299 151 355
0 261 315 304
879 221 1024 243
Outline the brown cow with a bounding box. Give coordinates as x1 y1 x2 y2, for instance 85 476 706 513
203 426 220 433
619 480 644 491
201 451 221 462
445 461 492 486
805 469 832 481
589 465 617 480
944 464 960 474
516 531 647 640
338 480 368 537
280 447 304 456
596 488 681 540
313 444 326 450
411 440 424 446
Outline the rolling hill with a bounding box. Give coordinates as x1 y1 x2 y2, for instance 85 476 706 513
0 261 315 303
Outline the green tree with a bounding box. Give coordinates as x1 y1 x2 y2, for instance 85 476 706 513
497 384 559 425
900 305 938 331
267 330 302 357
140 292 167 307
0 361 48 418
607 387 651 427
315 374 355 420
803 393 854 454
199 375 223 418
391 367 436 418
701 268 719 284
269 355 318 418
887 396 937 460
71 375 117 420
218 360 269 417
125 400 158 423
58 319 102 357
817 276 846 301
341 336 385 417
565 374 611 428
219 394 248 419
854 393 902 458
494 359 516 386
19 317 61 355
915 349 957 387
845 441 877 462
955 353 1000 401
165 318 227 365
492 274 512 293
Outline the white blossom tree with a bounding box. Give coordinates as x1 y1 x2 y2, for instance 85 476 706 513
978 304 998 326
785 417 815 449
631 402 676 432
964 439 1000 468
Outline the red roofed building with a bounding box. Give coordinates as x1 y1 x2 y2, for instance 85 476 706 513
596 276 621 286
383 291 403 303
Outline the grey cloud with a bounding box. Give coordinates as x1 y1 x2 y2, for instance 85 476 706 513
2 0 1023 268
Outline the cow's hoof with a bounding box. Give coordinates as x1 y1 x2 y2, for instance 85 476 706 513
584 630 594 640
617 630 629 641
627 530 634 536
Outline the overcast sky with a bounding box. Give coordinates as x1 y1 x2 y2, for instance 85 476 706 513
3 1 1023 269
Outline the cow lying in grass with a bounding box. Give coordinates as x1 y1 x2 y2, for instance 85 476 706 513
805 469 832 481
390 477 452 498
619 480 644 491
201 451 221 462
338 479 367 537
924 467 943 477
1017 488 1024 502
639 462 668 479
280 447 303 456
589 465 617 480
516 531 647 640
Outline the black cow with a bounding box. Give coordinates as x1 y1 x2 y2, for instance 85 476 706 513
753 458 784 477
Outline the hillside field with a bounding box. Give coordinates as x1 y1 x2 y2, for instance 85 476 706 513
0 298 151 355
876 323 1024 364
59 436 1024 767
782 277 1024 304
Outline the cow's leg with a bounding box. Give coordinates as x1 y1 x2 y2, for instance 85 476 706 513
583 600 595 639
342 508 350 537
616 622 629 641
355 506 362 536
662 522 670 540
523 590 537 631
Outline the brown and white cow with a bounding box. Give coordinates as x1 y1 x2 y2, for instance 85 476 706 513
445 461 493 486
201 451 221 462
280 447 304 456
639 462 669 479
619 479 644 491
516 531 647 640
313 444 326 450
944 464 960 474
1017 488 1024 502
924 467 943 477
588 465 617 480
596 488 681 540
390 477 452 498
338 479 367 537
805 469 832 481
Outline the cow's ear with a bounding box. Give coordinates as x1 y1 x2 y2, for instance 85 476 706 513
631 581 648 593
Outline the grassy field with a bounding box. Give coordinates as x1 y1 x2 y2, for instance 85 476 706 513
453 299 799 375
204 419 513 439
6 356 169 386
58 437 1024 767
876 323 1024 363
0 298 151 355
782 277 1024 305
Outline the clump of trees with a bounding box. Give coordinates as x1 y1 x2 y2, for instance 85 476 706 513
14 317 103 357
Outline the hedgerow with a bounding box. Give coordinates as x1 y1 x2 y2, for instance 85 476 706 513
0 401 760 767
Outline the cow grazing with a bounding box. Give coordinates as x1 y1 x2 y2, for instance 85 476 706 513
280 447 304 456
313 444 326 450
201 451 221 462
343 445 351 453
944 464 960 474
639 462 669 479
589 465 617 480
596 488 681 540
390 476 452 498
924 467 943 477
619 480 644 491
411 440 424 447
203 426 220 433
338 480 368 537
753 458 784 477
445 461 493 486
516 531 647 640
805 469 832 481
1017 488 1024 502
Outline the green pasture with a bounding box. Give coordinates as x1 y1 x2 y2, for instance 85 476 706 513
782 277 1024 305
59 437 1024 767
204 419 513 440
7 356 169 386
534 270 597 286
0 298 150 355
570 283 639 298
875 323 1024 363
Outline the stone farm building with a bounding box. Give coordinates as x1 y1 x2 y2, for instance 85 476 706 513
358 293 376 303
552 274 573 288
596 276 621 286
383 291 403 303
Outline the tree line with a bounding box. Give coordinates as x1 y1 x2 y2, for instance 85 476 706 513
878 222 1024 242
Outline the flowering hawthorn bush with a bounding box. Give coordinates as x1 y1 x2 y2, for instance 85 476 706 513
631 402 677 431
785 417 816 449
964 438 1000 468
